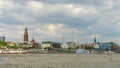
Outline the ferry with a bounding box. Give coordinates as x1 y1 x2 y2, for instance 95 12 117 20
0 50 28 54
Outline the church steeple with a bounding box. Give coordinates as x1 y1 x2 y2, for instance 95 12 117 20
23 27 28 44
24 28 28 35
31 37 36 47
94 36 96 43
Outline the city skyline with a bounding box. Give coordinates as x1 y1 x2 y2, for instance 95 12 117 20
0 0 120 44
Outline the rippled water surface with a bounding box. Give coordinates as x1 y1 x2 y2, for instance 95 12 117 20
0 54 120 68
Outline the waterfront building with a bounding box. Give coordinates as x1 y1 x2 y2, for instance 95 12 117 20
41 41 61 49
41 42 51 49
61 43 68 49
31 37 36 46
97 42 119 51
67 42 77 49
7 42 16 47
30 37 40 48
0 36 5 42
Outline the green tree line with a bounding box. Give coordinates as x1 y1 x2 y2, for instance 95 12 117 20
0 40 7 46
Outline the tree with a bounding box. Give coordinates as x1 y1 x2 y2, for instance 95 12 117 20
0 40 7 46
85 46 94 53
0 40 7 49
85 46 94 50
105 48 109 52
76 46 79 49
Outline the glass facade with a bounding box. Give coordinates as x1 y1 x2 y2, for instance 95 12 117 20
98 43 114 50
0 36 5 42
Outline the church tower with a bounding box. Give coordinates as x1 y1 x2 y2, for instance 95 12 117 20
94 36 96 43
23 27 28 44
31 37 36 47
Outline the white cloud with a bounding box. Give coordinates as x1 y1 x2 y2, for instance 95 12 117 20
48 24 56 33
25 1 97 17
0 0 120 44
26 1 44 13
0 0 22 11
65 4 97 16
0 22 24 41
33 23 64 37
103 0 113 9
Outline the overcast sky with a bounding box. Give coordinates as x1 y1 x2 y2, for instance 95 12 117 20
0 0 120 44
